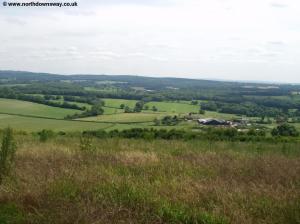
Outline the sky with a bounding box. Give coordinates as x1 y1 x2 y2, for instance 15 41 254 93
0 0 300 83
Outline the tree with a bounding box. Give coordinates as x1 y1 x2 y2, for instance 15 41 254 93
199 109 206 115
191 100 198 105
0 128 17 185
154 118 160 126
120 104 125 109
152 106 158 112
271 124 299 137
161 116 179 126
124 106 132 113
90 103 104 116
134 101 144 113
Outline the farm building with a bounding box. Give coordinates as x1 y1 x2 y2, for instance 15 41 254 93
198 118 231 126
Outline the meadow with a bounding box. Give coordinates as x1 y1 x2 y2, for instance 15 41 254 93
79 112 165 123
0 97 204 132
0 136 299 224
0 114 114 132
0 98 80 119
144 101 199 113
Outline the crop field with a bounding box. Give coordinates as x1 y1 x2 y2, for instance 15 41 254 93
0 137 299 224
0 98 80 119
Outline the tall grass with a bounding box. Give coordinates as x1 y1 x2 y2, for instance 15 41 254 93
0 136 299 224
0 128 16 185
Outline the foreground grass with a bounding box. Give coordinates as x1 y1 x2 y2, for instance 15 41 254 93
0 137 300 224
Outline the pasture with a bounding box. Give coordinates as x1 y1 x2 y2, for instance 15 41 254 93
0 98 80 119
0 114 113 132
145 101 199 113
79 112 165 123
103 98 138 108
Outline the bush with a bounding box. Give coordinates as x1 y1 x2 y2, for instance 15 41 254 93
79 135 94 152
0 128 17 185
271 124 299 137
38 129 55 142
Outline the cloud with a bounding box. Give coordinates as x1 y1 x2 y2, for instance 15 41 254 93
80 0 174 6
4 17 27 26
270 2 288 8
1 0 300 82
267 41 286 46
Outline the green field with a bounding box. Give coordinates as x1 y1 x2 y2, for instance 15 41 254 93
50 99 92 109
79 112 165 123
103 98 138 108
145 101 199 113
0 98 80 119
50 99 123 115
0 97 289 133
204 111 239 119
0 98 200 131
0 114 113 132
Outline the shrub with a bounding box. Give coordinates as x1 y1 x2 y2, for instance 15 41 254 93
38 129 55 142
271 124 299 137
0 203 24 224
79 135 94 152
0 128 17 185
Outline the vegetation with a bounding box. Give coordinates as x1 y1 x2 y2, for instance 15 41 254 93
271 124 299 137
1 71 300 223
65 101 104 119
0 128 16 185
0 135 299 223
38 129 55 142
0 98 81 119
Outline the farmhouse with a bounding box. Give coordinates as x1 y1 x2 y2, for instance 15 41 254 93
198 118 231 126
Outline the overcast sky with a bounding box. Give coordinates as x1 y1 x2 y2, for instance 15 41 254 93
1 0 300 82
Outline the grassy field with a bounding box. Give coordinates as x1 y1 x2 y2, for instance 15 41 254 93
0 114 113 132
102 107 124 115
106 121 196 131
145 101 199 113
103 98 138 108
50 99 92 110
0 98 281 132
0 98 80 119
79 112 166 123
0 137 299 224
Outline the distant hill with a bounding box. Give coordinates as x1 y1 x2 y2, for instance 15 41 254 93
0 70 278 90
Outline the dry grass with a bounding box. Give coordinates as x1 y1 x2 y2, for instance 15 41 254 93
116 151 159 166
0 137 300 224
